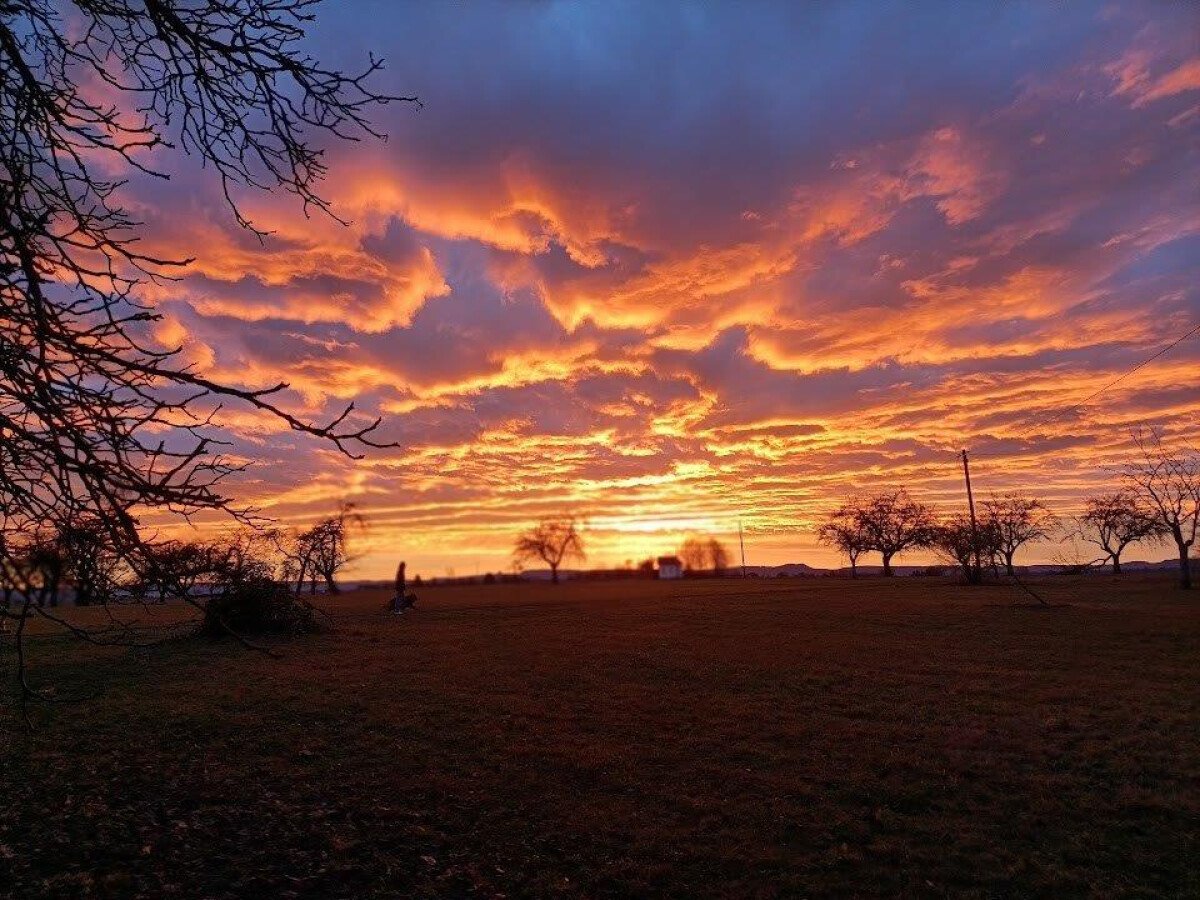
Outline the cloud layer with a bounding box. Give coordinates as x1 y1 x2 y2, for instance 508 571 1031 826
135 1 1199 575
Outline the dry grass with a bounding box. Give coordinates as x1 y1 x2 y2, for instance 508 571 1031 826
2 575 1197 897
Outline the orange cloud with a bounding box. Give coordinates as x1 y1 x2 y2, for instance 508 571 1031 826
1111 54 1200 107
112 8 1200 578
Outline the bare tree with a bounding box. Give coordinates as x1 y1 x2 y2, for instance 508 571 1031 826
852 490 935 576
56 517 125 606
678 537 707 573
291 503 363 595
0 529 64 609
980 494 1055 576
513 517 585 584
1124 432 1200 590
932 514 1002 585
199 532 320 639
0 517 123 608
816 501 871 578
141 540 217 603
209 528 283 585
0 1 410 719
678 536 730 575
707 538 731 574
1077 492 1163 575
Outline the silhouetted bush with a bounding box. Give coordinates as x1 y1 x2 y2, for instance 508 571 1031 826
201 577 319 638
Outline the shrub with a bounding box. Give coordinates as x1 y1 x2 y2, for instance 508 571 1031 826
201 577 319 638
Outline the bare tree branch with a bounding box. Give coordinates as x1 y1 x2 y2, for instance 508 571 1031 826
0 0 413 722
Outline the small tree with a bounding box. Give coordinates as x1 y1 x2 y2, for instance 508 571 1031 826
56 519 124 607
1077 492 1163 575
201 537 317 639
202 528 285 587
816 502 872 577
142 541 216 603
1124 432 1200 589
707 539 731 574
0 531 65 609
981 495 1056 575
678 538 707 573
291 503 363 595
853 490 936 576
513 517 586 584
932 515 1002 585
678 536 730 574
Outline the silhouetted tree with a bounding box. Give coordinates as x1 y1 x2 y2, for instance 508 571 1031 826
292 503 363 595
1077 492 1162 575
200 537 318 640
678 538 706 573
707 539 731 574
513 517 585 584
1124 431 1199 589
678 536 730 574
54 518 124 606
932 514 1002 585
209 529 283 585
981 495 1056 575
142 541 218 603
0 0 409 720
816 502 871 577
0 529 65 609
853 490 935 576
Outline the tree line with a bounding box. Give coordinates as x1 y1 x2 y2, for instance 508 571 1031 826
508 434 1197 590
817 433 1199 589
0 504 362 612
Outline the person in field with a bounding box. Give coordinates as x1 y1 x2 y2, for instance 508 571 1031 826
391 561 417 614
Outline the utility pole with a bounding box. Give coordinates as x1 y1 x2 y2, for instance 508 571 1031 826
961 449 981 575
738 518 747 578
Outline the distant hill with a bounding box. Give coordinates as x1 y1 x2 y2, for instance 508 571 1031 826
739 563 822 578
384 558 1194 585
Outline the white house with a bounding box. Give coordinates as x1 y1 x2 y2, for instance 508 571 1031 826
657 556 683 580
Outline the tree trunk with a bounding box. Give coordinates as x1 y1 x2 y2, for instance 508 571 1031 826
550 564 559 584
1111 553 1122 575
1178 541 1193 590
882 552 894 577
324 572 340 595
849 558 858 578
1004 552 1015 576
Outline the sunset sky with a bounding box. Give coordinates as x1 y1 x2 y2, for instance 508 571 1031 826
138 1 1199 577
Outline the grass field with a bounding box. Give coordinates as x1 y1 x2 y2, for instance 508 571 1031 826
2 576 1198 897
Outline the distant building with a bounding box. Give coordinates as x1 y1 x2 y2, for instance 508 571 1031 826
657 556 683 580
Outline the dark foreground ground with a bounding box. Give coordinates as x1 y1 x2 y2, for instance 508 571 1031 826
2 575 1197 898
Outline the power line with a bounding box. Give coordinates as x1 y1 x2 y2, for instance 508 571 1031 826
1015 320 1200 437
939 321 1200 476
